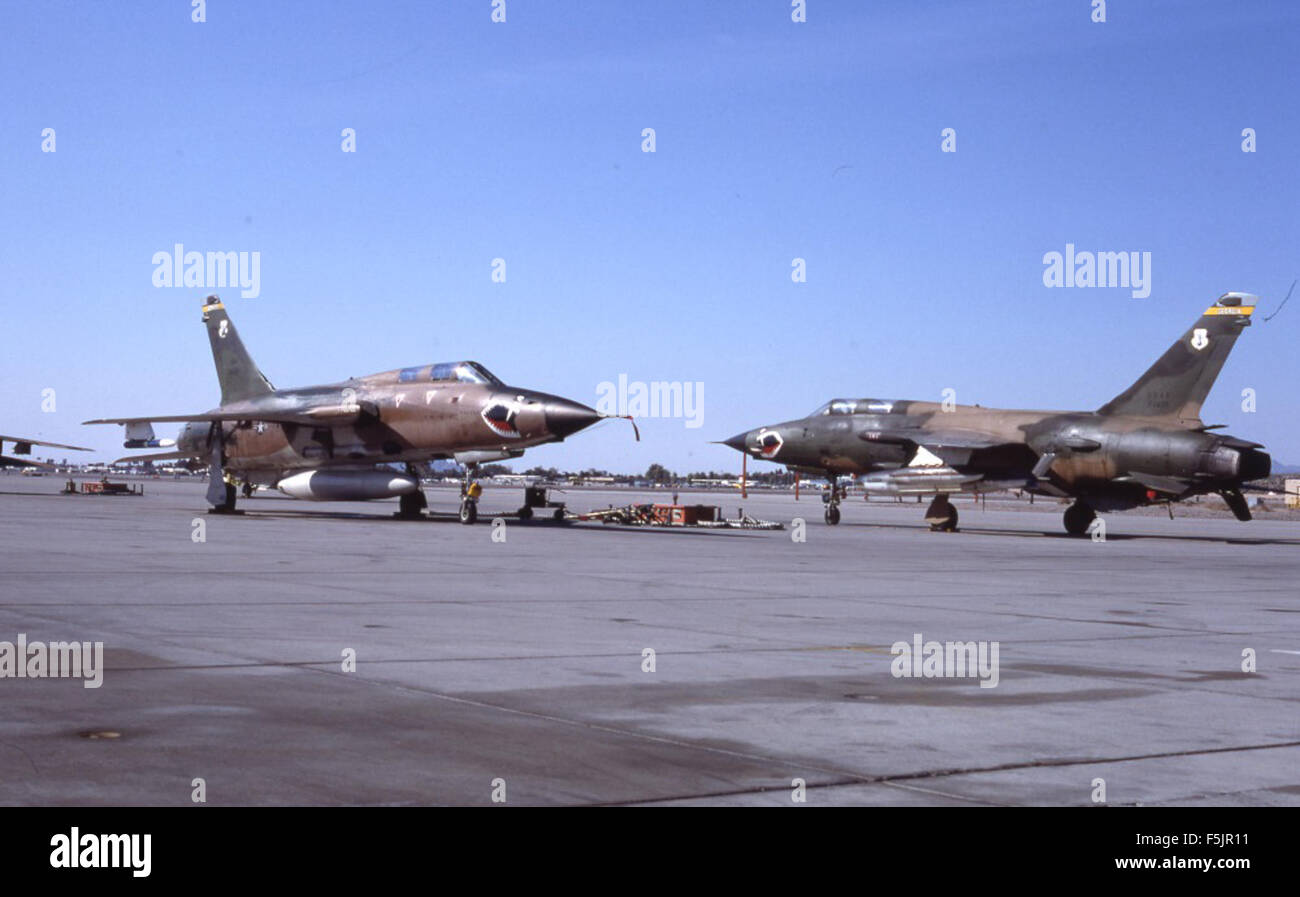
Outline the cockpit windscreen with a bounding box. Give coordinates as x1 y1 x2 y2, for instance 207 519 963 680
399 361 504 385
808 398 898 416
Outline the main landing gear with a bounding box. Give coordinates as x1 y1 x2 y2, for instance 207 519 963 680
213 481 238 514
395 464 429 519
397 490 428 519
207 471 239 514
459 464 480 525
205 443 240 514
1063 501 1096 536
822 481 844 525
924 494 959 532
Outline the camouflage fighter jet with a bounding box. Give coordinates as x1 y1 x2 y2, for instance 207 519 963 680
87 296 613 522
722 293 1271 534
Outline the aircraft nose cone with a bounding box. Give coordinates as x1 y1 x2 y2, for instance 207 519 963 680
545 399 602 440
721 431 750 452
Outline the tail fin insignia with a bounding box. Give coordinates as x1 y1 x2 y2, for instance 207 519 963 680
202 295 274 405
1097 293 1255 423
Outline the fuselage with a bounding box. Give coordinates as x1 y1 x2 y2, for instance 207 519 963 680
175 363 599 484
732 399 1269 510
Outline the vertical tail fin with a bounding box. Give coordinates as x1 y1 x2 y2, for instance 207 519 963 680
1097 293 1256 423
201 295 274 405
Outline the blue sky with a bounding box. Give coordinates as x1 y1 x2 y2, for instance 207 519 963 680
2 0 1297 472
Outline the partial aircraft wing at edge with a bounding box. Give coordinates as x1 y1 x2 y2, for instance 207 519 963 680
0 434 93 452
0 455 51 468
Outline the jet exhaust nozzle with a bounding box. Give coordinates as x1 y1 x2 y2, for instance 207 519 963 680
1238 447 1271 482
1201 442 1271 482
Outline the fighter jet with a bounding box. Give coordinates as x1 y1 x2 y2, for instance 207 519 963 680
0 435 91 468
87 296 612 522
722 293 1271 534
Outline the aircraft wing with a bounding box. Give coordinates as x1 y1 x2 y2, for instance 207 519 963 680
861 428 1034 469
0 434 93 452
0 455 49 469
912 430 1010 451
0 433 93 468
85 403 377 429
85 415 222 426
110 450 203 464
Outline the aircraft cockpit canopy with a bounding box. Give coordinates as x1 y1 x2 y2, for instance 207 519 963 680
809 398 899 416
398 361 503 386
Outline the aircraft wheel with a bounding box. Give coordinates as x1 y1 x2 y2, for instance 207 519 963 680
824 506 841 525
1063 502 1095 536
398 491 424 517
925 497 958 532
929 510 958 531
241 482 253 498
518 505 533 521
552 508 565 521
220 483 237 512
459 500 478 525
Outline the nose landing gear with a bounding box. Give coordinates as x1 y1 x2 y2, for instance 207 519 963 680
822 480 843 525
459 497 478 524
459 463 480 524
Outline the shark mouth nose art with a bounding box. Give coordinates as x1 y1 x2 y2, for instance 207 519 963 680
482 402 521 439
758 430 783 459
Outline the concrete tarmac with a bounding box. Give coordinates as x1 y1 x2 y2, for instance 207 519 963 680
1 475 1297 806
